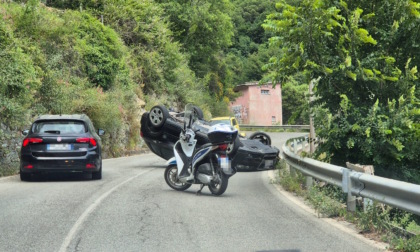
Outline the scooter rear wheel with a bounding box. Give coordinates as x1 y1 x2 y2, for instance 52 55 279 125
209 170 228 196
164 165 192 191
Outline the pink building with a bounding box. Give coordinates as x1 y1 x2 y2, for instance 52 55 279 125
230 82 282 126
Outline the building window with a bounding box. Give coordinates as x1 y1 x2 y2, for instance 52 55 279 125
272 116 276 124
261 89 270 95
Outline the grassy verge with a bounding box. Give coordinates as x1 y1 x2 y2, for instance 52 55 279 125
275 160 420 252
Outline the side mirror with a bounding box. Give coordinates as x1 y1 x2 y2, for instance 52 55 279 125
22 130 29 136
98 129 105 136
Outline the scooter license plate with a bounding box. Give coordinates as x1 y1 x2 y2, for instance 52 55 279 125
219 156 230 170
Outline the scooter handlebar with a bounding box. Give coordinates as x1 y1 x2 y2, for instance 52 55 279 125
181 134 191 142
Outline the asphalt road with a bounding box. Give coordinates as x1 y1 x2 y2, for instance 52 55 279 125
0 132 386 252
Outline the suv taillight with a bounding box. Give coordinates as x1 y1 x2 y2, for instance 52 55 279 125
22 138 43 147
76 138 97 146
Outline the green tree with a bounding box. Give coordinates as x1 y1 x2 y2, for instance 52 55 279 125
230 0 276 55
227 0 277 85
157 0 234 77
263 0 420 181
100 0 201 107
282 81 309 124
156 0 236 115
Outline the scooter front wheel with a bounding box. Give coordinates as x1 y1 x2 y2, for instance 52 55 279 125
209 170 228 196
164 165 192 191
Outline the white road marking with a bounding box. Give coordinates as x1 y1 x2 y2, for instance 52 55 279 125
59 169 153 252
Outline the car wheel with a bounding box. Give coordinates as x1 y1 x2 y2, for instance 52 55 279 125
149 105 169 129
226 136 241 158
248 132 271 146
92 162 102 180
140 113 163 138
192 106 204 120
20 172 31 181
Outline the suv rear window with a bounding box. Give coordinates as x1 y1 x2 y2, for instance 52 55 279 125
32 121 87 134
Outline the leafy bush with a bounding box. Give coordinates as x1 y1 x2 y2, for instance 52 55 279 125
356 203 392 234
75 13 126 90
45 0 104 11
315 86 420 183
306 185 345 218
277 163 306 196
0 15 39 128
391 235 420 252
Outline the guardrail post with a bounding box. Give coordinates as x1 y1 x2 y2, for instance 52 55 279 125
346 162 374 212
289 139 297 177
303 139 313 189
305 177 313 189
343 169 356 212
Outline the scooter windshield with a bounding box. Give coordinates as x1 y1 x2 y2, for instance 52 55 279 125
184 104 197 128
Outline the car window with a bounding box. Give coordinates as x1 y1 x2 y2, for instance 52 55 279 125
210 119 230 126
32 120 87 134
86 118 96 133
231 118 237 126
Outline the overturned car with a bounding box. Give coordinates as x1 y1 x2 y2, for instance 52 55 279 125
140 105 280 171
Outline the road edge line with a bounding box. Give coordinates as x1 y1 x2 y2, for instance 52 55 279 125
59 168 153 252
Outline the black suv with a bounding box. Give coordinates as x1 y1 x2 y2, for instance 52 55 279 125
20 114 104 181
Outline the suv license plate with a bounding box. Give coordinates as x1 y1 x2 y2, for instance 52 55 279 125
265 159 274 167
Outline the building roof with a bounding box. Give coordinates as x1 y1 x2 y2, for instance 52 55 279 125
233 81 275 92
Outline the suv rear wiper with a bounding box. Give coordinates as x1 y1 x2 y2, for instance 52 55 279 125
44 130 61 134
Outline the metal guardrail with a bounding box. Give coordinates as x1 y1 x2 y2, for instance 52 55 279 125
282 138 420 216
240 124 310 130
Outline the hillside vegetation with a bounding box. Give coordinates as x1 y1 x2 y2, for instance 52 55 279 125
0 0 228 161
0 0 419 185
0 0 278 164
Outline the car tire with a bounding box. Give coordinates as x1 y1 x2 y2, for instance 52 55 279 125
92 162 102 180
149 105 169 129
145 119 164 138
227 135 241 158
248 132 271 146
20 172 31 181
192 106 204 120
141 113 163 138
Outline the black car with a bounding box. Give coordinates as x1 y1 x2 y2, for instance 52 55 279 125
20 114 104 181
140 105 280 171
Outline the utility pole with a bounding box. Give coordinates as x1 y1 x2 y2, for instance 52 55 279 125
309 76 321 154
309 79 315 154
305 77 319 190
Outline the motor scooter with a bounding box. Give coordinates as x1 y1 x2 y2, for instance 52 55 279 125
164 104 238 195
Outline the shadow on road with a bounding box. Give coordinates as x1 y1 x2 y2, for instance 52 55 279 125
22 172 94 182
